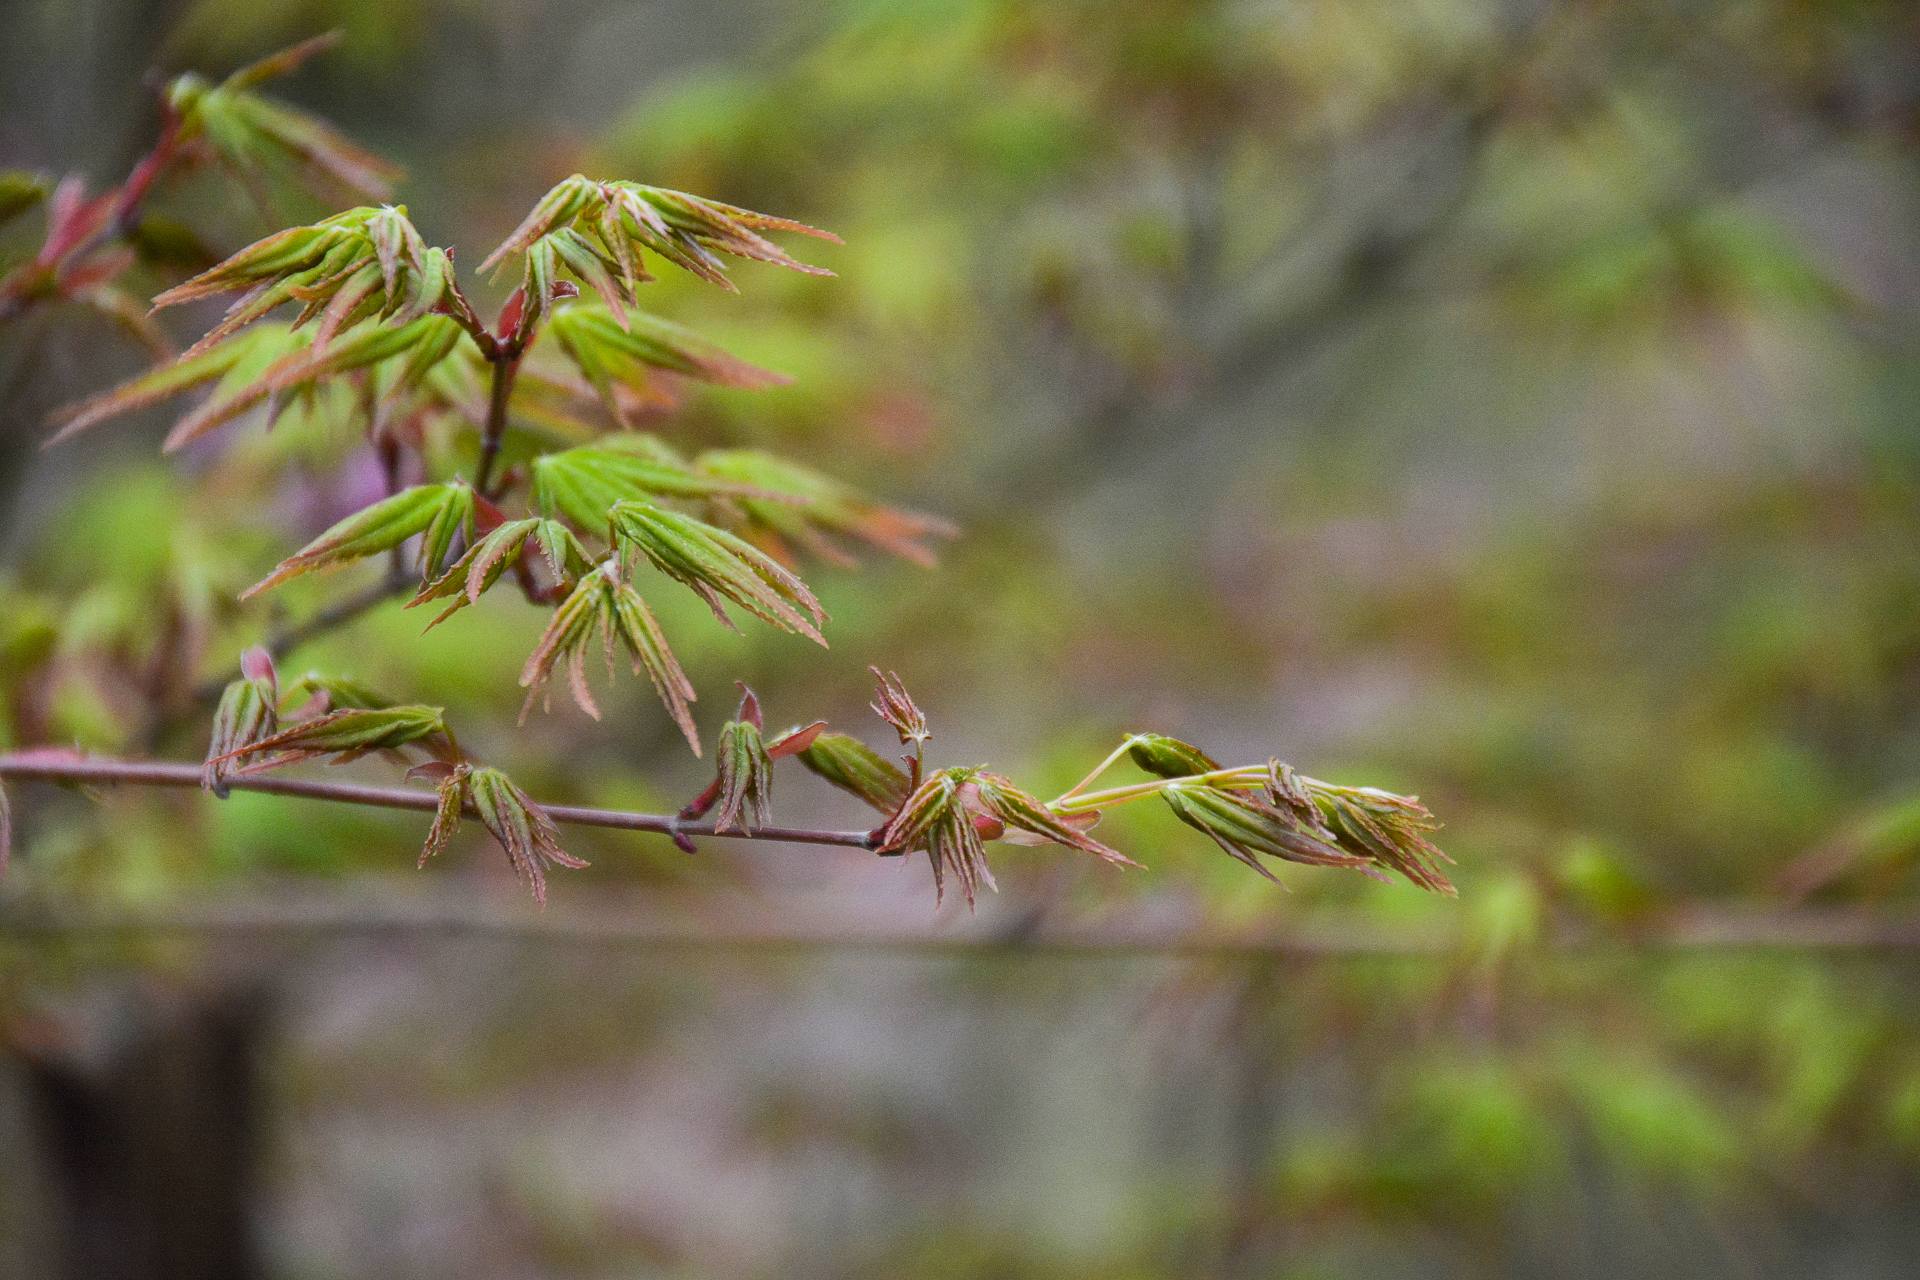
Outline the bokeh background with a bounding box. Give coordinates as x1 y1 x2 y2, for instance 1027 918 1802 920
4 0 1920 1276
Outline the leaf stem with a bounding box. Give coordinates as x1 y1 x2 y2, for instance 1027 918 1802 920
60 113 183 283
1051 766 1269 815
0 111 182 324
1051 736 1143 804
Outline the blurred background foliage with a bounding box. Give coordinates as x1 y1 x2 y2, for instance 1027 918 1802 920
3 0 1920 1276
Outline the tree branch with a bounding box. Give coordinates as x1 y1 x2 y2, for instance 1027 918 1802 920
0 753 881 851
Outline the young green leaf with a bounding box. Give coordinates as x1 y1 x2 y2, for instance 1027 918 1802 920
481 175 838 295
1160 783 1373 882
532 440 771 532
168 34 400 202
518 561 700 752
162 313 471 452
699 450 956 568
152 206 448 358
973 773 1137 867
215 704 451 774
203 647 279 793
796 732 911 813
408 517 590 626
610 499 826 643
546 302 785 427
244 481 474 598
466 765 587 904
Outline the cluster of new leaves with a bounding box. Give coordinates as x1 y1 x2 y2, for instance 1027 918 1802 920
164 33 400 204
1125 734 1456 894
652 671 1132 906
202 650 581 901
676 686 825 836
49 203 474 449
516 560 698 748
45 156 955 754
783 674 1456 906
150 203 460 350
203 650 455 786
413 762 585 904
1 33 393 332
479 174 839 318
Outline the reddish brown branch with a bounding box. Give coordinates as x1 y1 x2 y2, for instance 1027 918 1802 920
473 347 521 498
0 753 879 850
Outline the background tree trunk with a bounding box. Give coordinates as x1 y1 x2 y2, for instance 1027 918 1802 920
17 983 271 1280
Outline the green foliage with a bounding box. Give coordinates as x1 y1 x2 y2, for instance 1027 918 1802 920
7 6 1920 1272
407 517 589 626
245 481 474 595
9 32 1462 934
0 170 49 225
710 700 774 834
481 174 840 303
545 302 785 425
152 204 459 350
518 562 699 750
696 450 954 567
412 761 585 903
530 439 759 530
796 732 911 812
166 32 400 202
203 647 279 791
609 499 827 643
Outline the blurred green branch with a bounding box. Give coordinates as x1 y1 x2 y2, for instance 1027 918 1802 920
4 888 1917 954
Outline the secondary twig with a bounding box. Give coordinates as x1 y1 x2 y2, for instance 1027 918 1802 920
187 570 413 707
3 887 1919 955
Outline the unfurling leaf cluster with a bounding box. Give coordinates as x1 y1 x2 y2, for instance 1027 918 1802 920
784 675 1454 908
203 654 454 781
166 33 400 203
481 175 840 314
413 762 586 904
677 686 825 837
519 561 698 748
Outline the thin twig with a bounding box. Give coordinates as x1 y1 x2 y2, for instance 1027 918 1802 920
0 113 182 326
0 752 879 850
187 570 413 706
473 350 520 498
57 115 182 286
